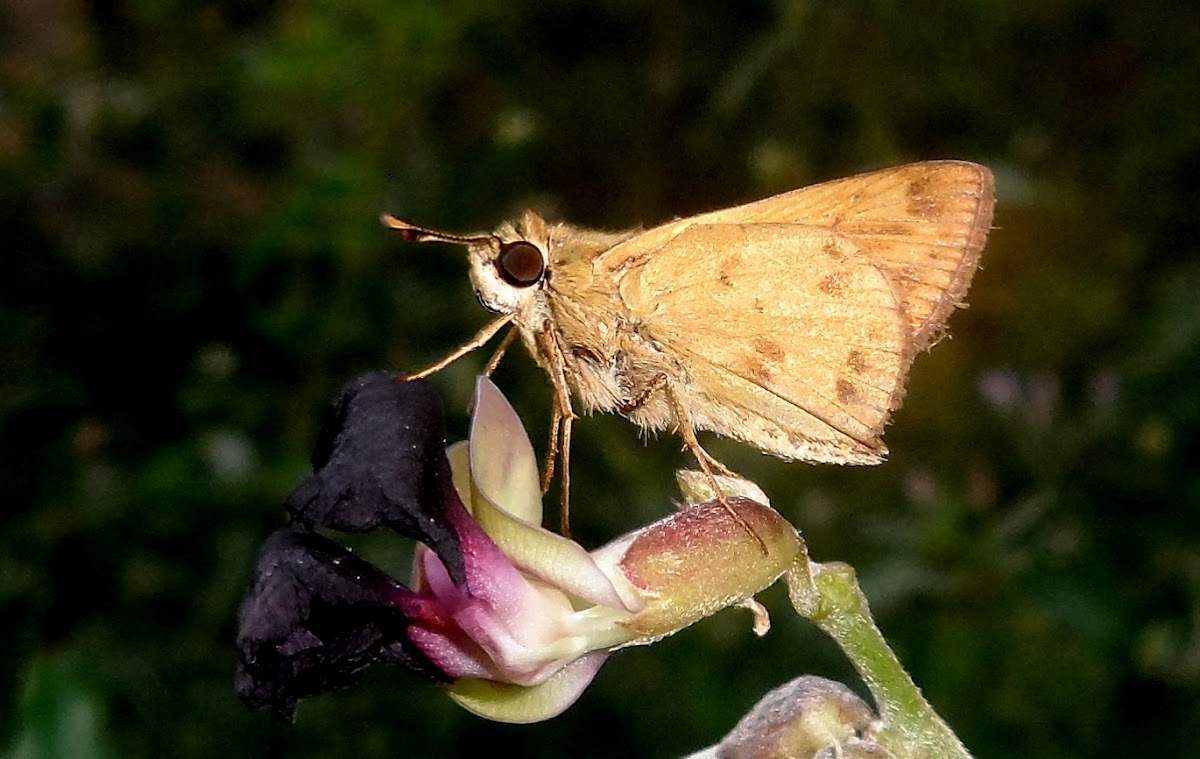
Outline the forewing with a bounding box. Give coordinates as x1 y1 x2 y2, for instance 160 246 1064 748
618 224 910 463
601 161 993 351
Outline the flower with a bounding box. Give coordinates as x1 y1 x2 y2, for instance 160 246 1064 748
236 372 801 723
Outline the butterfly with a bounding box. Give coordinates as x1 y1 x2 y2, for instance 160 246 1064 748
384 160 995 531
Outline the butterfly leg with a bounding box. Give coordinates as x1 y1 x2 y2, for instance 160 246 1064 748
618 371 669 415
409 314 513 379
559 412 574 534
543 403 561 495
619 372 741 484
483 326 518 376
534 323 578 536
664 383 768 553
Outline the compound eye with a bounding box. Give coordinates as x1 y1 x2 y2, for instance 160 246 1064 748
496 242 545 287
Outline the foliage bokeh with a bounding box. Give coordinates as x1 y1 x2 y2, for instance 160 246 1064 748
3 1 1198 757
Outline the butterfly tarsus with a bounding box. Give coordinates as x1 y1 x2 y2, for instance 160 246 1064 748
666 383 770 554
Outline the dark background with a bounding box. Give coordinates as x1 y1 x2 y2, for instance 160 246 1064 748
3 1 1198 757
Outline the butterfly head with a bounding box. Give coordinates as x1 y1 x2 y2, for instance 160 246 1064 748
382 210 552 317
467 210 552 315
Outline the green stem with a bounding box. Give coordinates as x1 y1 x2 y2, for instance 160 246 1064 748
786 559 972 759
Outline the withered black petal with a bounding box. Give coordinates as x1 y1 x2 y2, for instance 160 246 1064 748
284 372 464 583
235 526 450 721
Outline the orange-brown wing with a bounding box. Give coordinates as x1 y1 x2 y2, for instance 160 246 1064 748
618 224 910 464
601 161 994 352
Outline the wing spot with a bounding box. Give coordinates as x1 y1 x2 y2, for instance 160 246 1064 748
836 378 860 405
715 252 744 288
752 337 785 362
741 354 773 384
818 272 846 295
822 238 847 261
906 176 943 218
846 350 867 374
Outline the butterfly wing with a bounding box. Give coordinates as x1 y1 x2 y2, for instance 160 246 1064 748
607 161 994 463
603 161 994 350
618 224 908 463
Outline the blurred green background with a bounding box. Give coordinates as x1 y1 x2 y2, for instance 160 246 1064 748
3 1 1198 757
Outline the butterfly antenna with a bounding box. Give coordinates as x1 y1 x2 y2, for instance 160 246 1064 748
381 214 493 245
